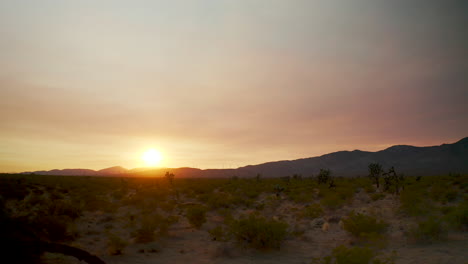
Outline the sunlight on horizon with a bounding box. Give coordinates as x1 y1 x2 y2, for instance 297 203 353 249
141 149 163 167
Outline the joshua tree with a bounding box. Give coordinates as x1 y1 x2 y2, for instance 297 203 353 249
383 173 392 191
256 173 262 182
382 166 405 194
274 185 285 198
292 174 303 180
328 177 336 189
368 163 383 188
388 167 404 194
317 169 331 184
165 171 175 187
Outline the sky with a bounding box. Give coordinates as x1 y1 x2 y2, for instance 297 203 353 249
1 0 467 172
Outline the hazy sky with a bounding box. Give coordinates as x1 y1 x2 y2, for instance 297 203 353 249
1 0 467 172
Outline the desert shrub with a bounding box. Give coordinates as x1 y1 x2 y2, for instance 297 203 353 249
317 169 331 184
0 178 29 200
47 199 82 220
321 192 346 210
409 217 446 242
199 192 229 209
443 200 468 231
371 193 386 201
342 211 388 240
133 214 177 243
107 232 128 255
230 214 288 250
335 185 356 200
326 245 374 264
22 195 81 242
186 205 207 229
312 245 396 264
111 189 127 200
429 183 458 203
399 187 428 216
159 201 175 212
133 216 158 243
199 192 253 209
303 203 324 219
364 185 376 194
31 215 77 242
443 190 458 203
81 195 116 213
208 225 230 242
159 215 179 235
288 189 314 203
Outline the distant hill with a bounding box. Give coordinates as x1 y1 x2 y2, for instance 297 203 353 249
235 137 468 177
20 137 468 177
97 166 128 176
25 168 98 176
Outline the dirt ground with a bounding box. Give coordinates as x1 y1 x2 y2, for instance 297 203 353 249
41 189 468 264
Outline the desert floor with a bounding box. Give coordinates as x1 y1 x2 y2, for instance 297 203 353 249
1 174 467 264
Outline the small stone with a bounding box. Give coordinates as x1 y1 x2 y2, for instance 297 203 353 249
327 215 341 223
338 220 344 229
311 218 325 228
322 222 330 232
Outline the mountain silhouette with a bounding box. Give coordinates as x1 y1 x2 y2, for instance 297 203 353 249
20 137 467 177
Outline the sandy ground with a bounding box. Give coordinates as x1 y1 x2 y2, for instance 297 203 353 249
41 190 468 264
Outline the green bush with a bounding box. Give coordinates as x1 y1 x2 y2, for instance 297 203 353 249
133 214 177 243
133 216 158 243
399 187 428 216
304 203 324 219
312 245 396 264
342 211 388 239
107 232 128 255
320 190 346 210
186 205 207 229
444 200 468 231
231 214 288 250
47 199 82 220
32 215 77 242
409 217 446 242
208 225 229 242
364 185 376 194
329 245 374 264
430 183 458 203
371 193 386 201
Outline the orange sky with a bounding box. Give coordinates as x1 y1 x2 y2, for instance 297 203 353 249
1 1 467 172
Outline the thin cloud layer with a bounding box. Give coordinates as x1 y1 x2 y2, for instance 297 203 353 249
1 0 467 172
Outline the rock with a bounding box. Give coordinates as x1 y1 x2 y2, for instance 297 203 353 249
338 220 344 229
311 218 325 228
327 215 341 223
322 222 330 232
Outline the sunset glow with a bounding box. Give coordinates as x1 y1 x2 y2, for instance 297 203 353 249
0 1 466 172
141 149 163 167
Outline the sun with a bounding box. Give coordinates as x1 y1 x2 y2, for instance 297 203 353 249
141 149 163 167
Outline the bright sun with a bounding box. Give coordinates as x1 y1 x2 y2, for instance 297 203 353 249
142 149 163 167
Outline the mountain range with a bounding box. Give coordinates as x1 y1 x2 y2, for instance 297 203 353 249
20 137 468 178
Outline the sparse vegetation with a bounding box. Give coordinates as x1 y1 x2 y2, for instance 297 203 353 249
107 232 128 255
231 214 288 250
303 203 324 219
186 204 207 229
0 172 466 263
317 169 331 185
342 211 388 240
368 163 383 189
409 217 446 242
312 245 396 264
